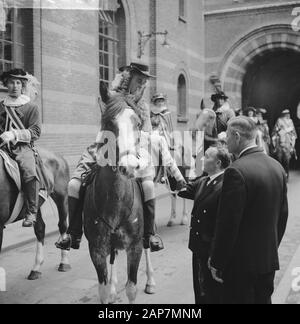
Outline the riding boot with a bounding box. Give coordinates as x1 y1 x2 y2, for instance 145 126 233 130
55 197 83 250
22 179 39 227
143 199 164 252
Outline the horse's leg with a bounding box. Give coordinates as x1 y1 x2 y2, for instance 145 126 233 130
108 258 118 304
167 193 177 227
28 210 44 280
144 248 156 294
51 193 71 272
126 244 143 304
181 198 189 226
0 225 3 253
89 244 110 304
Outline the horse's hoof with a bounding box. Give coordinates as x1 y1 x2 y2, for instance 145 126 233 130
181 217 188 226
144 284 156 294
108 294 118 304
167 220 175 227
27 270 42 280
58 263 72 272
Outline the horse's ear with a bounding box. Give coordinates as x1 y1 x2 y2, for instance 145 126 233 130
200 99 206 111
99 81 109 104
98 96 106 115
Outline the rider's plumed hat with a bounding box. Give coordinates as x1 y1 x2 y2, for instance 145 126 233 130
211 91 228 103
1 68 29 85
119 62 155 78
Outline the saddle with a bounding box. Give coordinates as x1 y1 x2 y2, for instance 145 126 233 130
0 149 51 225
80 164 145 202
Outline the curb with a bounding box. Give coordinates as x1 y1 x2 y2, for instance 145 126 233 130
1 192 171 254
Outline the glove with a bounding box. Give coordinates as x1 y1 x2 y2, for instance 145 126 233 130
0 131 16 144
176 179 187 191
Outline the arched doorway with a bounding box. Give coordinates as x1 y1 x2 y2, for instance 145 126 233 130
242 49 300 130
177 74 187 120
220 25 300 161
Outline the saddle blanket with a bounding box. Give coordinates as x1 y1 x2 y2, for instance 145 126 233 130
0 150 47 225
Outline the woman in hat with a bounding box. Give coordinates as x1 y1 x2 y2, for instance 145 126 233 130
0 68 41 227
256 108 271 154
150 93 174 150
56 62 165 252
272 109 297 155
211 92 235 134
244 107 258 122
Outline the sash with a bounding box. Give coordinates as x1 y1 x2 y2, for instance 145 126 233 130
4 105 25 132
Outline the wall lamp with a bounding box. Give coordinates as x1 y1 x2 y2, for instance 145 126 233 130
137 30 170 58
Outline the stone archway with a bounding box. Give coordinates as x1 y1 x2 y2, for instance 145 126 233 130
242 49 300 128
220 24 300 159
220 24 300 110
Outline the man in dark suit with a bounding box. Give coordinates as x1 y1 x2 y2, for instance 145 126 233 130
209 116 288 304
179 146 231 304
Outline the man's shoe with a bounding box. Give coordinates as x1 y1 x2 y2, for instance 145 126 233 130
55 234 71 251
55 234 81 250
149 234 164 252
71 237 81 250
22 213 37 227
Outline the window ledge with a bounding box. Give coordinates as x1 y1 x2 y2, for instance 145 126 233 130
177 116 189 123
178 16 187 23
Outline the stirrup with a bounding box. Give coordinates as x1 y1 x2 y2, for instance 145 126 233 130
22 215 37 228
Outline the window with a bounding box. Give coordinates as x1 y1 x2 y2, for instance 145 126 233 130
99 0 126 87
179 0 186 22
0 7 24 78
177 74 188 123
99 10 118 87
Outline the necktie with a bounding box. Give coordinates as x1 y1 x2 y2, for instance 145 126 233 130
205 176 211 186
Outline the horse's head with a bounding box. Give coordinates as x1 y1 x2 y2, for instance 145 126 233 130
191 109 216 135
98 93 141 176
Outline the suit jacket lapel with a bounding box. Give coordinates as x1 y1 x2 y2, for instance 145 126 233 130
194 176 209 203
195 174 224 204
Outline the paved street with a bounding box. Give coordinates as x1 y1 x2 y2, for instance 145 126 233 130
0 174 300 304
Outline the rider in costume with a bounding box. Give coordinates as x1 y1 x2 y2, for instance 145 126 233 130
0 69 41 227
56 63 185 252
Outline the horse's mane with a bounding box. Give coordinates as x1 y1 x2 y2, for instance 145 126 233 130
101 94 128 130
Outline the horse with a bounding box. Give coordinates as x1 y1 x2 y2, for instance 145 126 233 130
83 95 158 304
271 130 293 179
0 147 71 280
256 128 270 155
166 109 210 227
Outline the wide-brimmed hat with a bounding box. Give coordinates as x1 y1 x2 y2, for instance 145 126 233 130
1 68 29 84
151 92 167 103
211 91 228 103
281 109 290 116
256 108 267 115
119 62 155 78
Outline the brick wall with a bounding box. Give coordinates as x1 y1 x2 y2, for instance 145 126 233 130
203 0 300 108
25 1 205 169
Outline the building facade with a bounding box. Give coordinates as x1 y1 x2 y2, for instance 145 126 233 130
0 0 205 170
1 0 300 165
204 0 300 134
